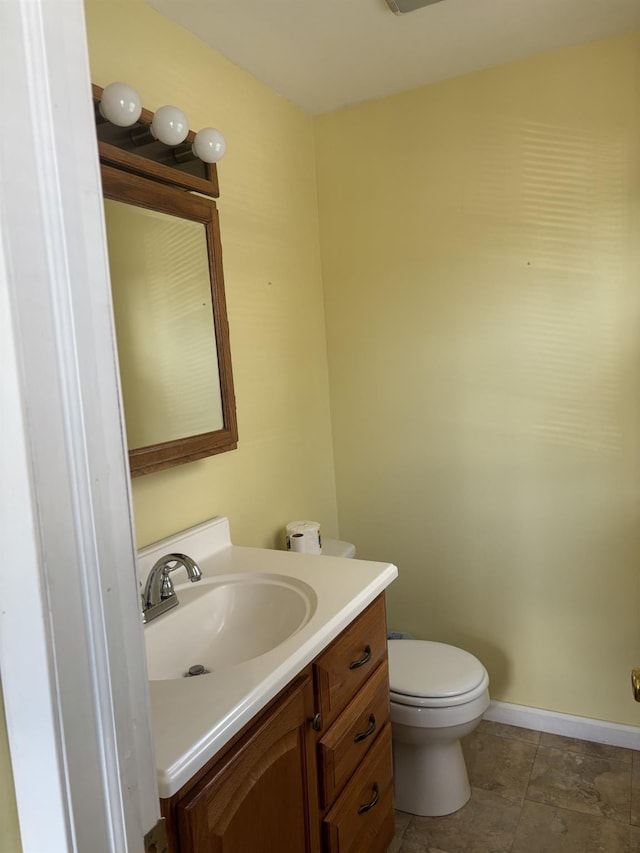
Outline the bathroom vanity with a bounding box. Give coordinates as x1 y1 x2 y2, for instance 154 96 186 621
160 596 393 852
138 517 397 853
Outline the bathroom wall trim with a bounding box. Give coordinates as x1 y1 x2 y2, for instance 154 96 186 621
485 700 640 750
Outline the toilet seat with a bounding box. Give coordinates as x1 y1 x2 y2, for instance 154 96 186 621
388 640 490 708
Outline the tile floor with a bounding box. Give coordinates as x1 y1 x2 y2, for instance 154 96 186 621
388 720 640 853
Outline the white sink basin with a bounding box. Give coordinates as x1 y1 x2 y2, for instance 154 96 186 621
144 573 317 680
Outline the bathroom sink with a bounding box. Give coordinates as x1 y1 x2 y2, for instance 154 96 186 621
144 573 317 680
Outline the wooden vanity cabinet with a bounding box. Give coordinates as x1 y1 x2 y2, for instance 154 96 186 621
160 594 394 853
314 595 394 853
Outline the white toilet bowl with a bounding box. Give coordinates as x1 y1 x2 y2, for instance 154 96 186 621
317 541 489 817
388 639 490 817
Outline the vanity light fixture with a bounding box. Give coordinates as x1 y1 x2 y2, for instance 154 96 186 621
97 81 227 162
98 81 142 127
150 104 189 146
192 127 226 164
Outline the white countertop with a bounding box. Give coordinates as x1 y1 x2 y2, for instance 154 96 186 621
138 517 398 798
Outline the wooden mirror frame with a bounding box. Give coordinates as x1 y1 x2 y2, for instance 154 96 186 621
96 87 237 477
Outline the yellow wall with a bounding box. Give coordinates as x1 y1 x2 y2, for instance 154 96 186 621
83 0 640 729
85 0 339 549
316 32 640 725
0 688 21 853
3 9 626 850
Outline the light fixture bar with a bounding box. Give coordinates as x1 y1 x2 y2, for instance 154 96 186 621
96 82 226 164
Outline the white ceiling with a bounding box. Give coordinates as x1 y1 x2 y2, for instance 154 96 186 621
148 0 640 115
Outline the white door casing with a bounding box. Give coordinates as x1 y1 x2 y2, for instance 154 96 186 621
0 1 158 850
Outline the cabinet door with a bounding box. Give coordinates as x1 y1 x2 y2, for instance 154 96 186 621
175 675 319 853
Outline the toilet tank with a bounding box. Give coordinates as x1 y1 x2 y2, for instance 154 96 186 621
321 538 356 559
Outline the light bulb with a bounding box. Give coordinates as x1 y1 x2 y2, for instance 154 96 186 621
192 128 226 163
99 82 142 127
150 105 189 146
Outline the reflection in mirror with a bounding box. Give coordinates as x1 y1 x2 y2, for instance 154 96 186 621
105 201 223 447
101 164 237 477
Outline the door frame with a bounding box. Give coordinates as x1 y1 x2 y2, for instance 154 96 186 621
0 1 158 849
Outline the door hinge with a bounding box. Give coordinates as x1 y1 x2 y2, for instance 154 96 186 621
144 817 168 853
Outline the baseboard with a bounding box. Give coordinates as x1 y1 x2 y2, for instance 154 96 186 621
484 700 640 751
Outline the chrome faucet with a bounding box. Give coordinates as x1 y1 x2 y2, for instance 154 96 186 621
142 553 202 623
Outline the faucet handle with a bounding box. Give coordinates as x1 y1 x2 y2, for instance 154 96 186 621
160 570 176 601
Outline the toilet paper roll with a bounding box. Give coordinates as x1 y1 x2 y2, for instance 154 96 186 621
288 533 305 553
285 520 322 554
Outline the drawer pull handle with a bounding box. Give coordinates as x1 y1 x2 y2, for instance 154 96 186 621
354 714 377 743
357 782 380 814
309 712 322 731
349 645 372 670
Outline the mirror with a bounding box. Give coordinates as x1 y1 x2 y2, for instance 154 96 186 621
104 200 223 445
101 163 237 476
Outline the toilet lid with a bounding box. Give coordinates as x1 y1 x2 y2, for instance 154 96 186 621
388 640 486 699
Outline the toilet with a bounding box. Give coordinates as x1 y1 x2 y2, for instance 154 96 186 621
321 538 490 818
388 639 489 816
319 538 357 559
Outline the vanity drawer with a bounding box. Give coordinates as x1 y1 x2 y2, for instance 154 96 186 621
318 660 390 808
322 723 394 853
314 596 387 730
